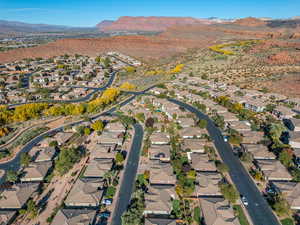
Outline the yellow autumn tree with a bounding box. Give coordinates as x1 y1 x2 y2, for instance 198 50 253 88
170 64 184 74
119 82 136 91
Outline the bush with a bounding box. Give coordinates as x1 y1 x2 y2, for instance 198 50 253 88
193 207 201 224
106 186 116 198
219 183 239 203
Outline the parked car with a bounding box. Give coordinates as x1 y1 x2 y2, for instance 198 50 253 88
241 196 249 206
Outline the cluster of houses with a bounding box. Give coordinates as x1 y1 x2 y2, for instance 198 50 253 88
107 51 142 67
51 119 128 225
122 96 242 225
0 53 134 104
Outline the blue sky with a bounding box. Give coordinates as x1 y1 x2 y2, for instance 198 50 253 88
0 0 299 27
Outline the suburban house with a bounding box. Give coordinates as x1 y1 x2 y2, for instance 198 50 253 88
88 143 116 160
34 147 56 162
179 127 208 139
218 111 239 122
284 118 300 132
20 161 52 182
195 172 222 197
145 218 176 225
288 132 300 149
240 131 264 144
244 99 266 113
228 121 251 132
53 132 74 146
148 145 171 162
150 133 170 145
97 131 123 146
189 153 217 172
181 139 208 153
83 159 113 179
242 144 276 160
255 159 293 181
177 117 195 127
271 181 300 210
273 105 295 119
51 208 96 225
149 162 176 185
200 198 241 225
104 121 126 133
144 186 176 216
0 183 39 209
64 178 103 207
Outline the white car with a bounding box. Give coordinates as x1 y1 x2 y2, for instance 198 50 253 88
241 196 249 206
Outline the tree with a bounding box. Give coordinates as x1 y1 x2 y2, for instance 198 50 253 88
91 120 104 132
49 140 58 147
279 149 293 168
272 195 291 217
219 183 239 203
145 117 155 128
55 147 82 176
135 113 145 122
6 170 18 183
20 152 31 167
228 134 243 146
198 119 207 129
84 127 91 136
120 82 136 91
115 152 124 165
27 199 38 219
215 160 229 173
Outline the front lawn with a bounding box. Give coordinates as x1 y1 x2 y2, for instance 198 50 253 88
281 218 295 225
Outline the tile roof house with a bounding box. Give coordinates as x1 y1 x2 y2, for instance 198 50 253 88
244 99 266 113
273 105 296 119
179 127 208 139
200 198 241 225
288 132 300 149
242 144 275 160
51 208 96 225
218 112 239 123
240 131 264 144
144 186 176 216
228 121 251 132
256 159 293 181
271 181 300 210
150 133 170 145
148 145 171 162
149 162 176 186
88 143 116 160
97 131 123 146
83 159 113 179
195 172 222 197
145 218 176 225
53 132 73 146
34 147 56 162
20 161 52 182
189 153 217 172
65 178 103 207
177 117 195 128
0 183 39 209
104 121 126 133
181 139 208 153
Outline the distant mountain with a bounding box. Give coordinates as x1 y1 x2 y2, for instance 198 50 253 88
97 16 217 32
96 20 114 30
0 20 97 34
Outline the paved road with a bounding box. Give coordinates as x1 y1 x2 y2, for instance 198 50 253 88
8 71 116 108
111 122 144 225
167 98 280 225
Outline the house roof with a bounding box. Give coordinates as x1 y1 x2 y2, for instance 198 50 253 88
182 139 208 151
145 186 176 213
200 198 240 225
290 132 300 142
53 132 73 145
34 147 56 162
65 178 103 207
228 121 251 131
190 153 217 172
290 118 300 128
179 127 208 138
256 160 293 181
272 181 300 209
240 131 264 144
104 121 125 132
274 105 295 117
196 172 222 196
98 131 123 145
51 208 96 225
218 112 238 122
150 133 170 144
0 183 39 209
83 159 113 178
21 161 52 181
145 218 176 225
177 117 195 127
243 144 275 160
149 161 176 185
148 145 171 161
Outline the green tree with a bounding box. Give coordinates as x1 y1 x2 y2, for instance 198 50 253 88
27 199 38 219
219 183 239 203
20 152 31 167
115 152 124 165
91 120 104 132
215 160 229 173
279 149 293 168
198 119 207 129
84 127 91 136
6 170 18 183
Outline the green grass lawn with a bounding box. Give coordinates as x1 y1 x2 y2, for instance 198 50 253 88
233 205 250 225
281 218 295 225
